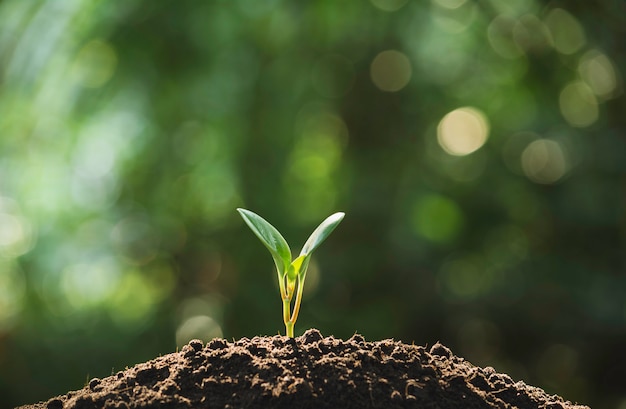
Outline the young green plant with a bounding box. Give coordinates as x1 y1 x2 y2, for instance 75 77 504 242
237 208 345 338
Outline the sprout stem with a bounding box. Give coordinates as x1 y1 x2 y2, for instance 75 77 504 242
289 277 305 326
285 320 294 338
282 295 291 332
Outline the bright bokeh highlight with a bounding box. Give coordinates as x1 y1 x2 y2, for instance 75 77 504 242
437 107 490 156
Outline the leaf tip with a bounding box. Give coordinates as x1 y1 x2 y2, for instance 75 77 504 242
237 208 255 220
329 212 346 224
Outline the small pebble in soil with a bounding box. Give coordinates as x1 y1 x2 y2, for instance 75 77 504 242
45 399 63 409
88 378 101 391
189 339 204 351
300 328 323 344
206 338 228 350
348 333 366 344
429 342 452 358
235 337 250 346
483 366 496 375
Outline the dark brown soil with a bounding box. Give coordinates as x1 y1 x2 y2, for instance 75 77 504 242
18 329 588 409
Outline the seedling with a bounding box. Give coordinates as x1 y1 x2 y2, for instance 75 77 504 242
237 208 345 338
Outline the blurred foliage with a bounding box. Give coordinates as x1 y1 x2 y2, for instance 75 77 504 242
0 0 625 408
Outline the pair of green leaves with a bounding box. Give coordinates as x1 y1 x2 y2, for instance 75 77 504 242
237 208 344 336
237 208 344 287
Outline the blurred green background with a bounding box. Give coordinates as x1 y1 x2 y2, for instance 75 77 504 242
0 0 624 408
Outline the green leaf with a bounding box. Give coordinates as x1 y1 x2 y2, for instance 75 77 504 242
237 208 292 275
300 212 345 256
298 254 311 280
287 254 306 281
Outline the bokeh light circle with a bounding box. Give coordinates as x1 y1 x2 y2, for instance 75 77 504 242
370 50 412 92
437 107 490 156
411 194 464 243
521 139 568 184
559 81 598 128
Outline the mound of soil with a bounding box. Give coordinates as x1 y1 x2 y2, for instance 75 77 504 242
18 329 588 409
